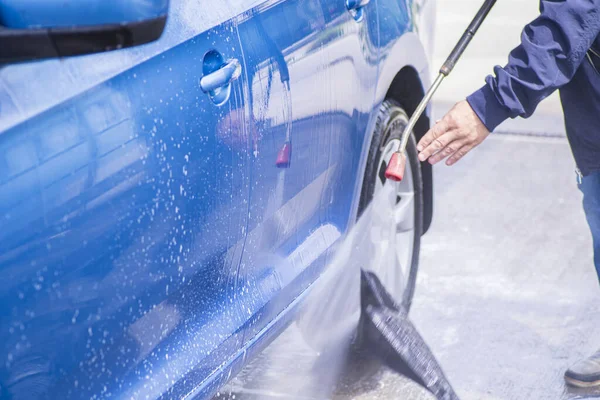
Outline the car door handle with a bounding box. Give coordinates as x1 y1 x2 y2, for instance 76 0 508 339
346 0 370 11
200 58 242 93
346 0 370 21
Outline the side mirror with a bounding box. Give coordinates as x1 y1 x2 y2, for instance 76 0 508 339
0 0 169 63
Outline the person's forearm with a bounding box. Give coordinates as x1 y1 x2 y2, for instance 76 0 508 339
468 0 600 132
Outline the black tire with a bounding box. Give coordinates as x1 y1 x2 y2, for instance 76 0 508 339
357 99 423 310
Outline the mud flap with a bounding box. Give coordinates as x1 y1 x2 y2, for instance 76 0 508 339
361 271 460 400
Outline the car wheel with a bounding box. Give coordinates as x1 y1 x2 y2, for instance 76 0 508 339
357 99 423 310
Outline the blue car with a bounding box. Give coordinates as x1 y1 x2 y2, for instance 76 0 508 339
0 0 435 398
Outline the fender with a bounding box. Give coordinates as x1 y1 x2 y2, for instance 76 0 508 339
376 31 431 106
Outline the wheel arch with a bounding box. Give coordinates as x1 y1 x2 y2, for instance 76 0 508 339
374 33 434 233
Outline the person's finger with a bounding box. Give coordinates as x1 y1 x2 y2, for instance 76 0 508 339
446 143 475 166
427 138 469 165
417 119 451 152
418 128 460 162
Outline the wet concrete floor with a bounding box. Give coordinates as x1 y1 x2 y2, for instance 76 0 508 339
410 134 600 400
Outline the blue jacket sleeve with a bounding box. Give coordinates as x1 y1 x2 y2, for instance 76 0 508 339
466 0 600 132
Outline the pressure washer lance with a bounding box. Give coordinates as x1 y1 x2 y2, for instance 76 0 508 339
385 0 497 182
361 271 460 400
276 80 293 168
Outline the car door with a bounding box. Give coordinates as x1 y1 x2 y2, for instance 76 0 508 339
234 0 380 348
0 4 252 399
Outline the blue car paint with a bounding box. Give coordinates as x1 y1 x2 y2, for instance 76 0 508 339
0 0 169 29
232 0 381 349
0 0 431 398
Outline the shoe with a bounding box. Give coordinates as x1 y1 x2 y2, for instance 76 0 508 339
565 350 600 388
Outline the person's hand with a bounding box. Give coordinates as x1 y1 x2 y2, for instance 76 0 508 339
417 100 490 166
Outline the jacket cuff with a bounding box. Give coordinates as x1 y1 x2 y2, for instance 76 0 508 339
466 84 511 132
